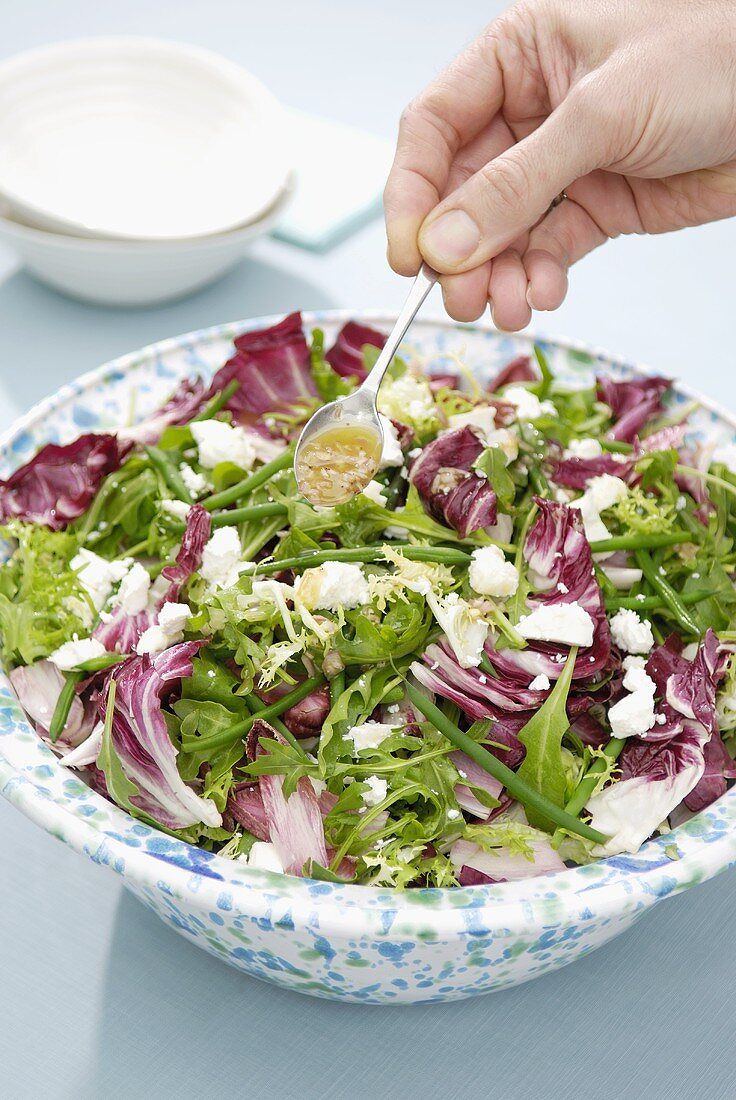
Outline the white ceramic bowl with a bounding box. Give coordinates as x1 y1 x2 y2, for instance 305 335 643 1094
1 313 736 1004
0 38 293 241
0 182 292 306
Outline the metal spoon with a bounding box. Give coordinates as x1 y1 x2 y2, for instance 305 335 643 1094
294 264 438 504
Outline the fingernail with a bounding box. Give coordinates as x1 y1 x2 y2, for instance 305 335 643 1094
526 283 534 309
421 210 480 266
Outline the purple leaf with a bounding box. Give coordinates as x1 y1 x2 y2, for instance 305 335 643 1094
597 374 670 442
551 453 634 490
210 312 317 421
325 321 386 380
521 498 611 677
255 721 328 875
451 750 503 819
94 609 156 654
258 681 331 738
409 426 496 536
0 433 132 530
226 782 270 840
120 376 209 445
487 355 537 393
684 730 736 812
98 640 220 830
161 504 211 603
10 660 90 745
450 834 565 883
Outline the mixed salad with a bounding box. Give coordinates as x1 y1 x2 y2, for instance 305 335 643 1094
3 312 736 888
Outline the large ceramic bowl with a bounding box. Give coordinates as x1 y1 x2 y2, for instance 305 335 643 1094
2 313 736 1005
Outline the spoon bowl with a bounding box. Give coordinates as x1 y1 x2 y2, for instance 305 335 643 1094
294 264 438 505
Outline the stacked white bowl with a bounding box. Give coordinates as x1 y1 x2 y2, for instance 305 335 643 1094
0 38 295 305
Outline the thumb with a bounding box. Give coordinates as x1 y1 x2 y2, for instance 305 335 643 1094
418 94 606 274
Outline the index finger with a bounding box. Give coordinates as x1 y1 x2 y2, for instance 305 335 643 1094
383 30 506 275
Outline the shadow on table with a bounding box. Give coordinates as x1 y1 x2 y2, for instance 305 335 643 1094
0 253 334 432
77 874 736 1100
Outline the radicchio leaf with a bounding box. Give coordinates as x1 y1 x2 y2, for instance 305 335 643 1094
551 453 634 490
254 720 328 874
450 833 565 883
325 321 386 380
161 504 211 602
94 609 156 654
226 781 270 840
10 660 90 746
451 750 503 819
409 426 496 537
0 433 132 530
119 376 209 445
597 374 670 442
98 640 221 830
521 499 611 677
257 681 331 738
590 631 729 852
487 355 537 393
209 312 318 422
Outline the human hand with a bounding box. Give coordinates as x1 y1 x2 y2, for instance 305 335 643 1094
384 0 736 329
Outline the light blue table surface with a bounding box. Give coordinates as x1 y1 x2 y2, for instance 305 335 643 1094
0 3 734 1098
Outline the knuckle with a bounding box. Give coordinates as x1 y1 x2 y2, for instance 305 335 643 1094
478 154 532 214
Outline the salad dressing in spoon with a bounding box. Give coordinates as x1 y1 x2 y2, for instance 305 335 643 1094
295 264 437 505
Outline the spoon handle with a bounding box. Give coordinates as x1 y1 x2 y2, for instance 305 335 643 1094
359 264 438 397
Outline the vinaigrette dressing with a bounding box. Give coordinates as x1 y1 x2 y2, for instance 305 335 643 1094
295 423 382 505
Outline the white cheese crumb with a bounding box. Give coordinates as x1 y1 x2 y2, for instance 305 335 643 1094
608 664 657 738
200 526 245 590
378 414 403 470
557 582 569 594
135 626 170 656
502 386 555 421
361 479 388 507
49 637 107 670
112 562 151 616
447 405 496 439
190 419 256 471
447 808 461 821
571 474 628 548
160 499 191 521
158 601 192 635
242 841 285 874
517 602 595 647
564 437 603 460
71 549 131 611
362 775 388 806
179 463 209 498
294 561 370 611
529 674 551 691
348 722 397 752
468 546 519 598
610 608 654 654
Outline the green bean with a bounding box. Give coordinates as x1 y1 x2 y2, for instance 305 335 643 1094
182 675 323 755
635 550 700 634
144 445 193 504
203 447 295 511
49 672 83 743
589 532 694 553
243 694 306 756
406 685 608 844
553 738 625 847
245 545 471 577
190 380 240 422
605 589 710 612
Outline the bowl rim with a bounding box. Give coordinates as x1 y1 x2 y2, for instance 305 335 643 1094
0 174 296 254
0 36 294 242
2 309 736 935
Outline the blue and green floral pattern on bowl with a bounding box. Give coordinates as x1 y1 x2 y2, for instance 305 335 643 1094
1 314 735 1004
